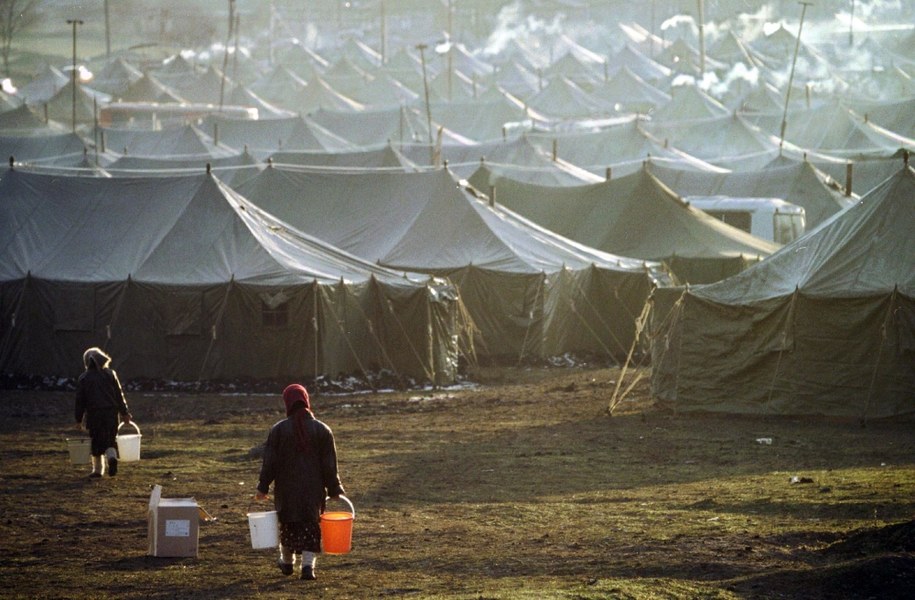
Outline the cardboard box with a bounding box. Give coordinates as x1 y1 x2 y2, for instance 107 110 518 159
148 484 200 557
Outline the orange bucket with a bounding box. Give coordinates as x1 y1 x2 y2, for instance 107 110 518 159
320 495 355 554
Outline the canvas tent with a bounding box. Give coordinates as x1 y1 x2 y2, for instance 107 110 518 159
649 159 853 229
0 169 462 384
105 149 261 186
99 125 235 159
2 132 88 166
649 165 915 418
468 165 777 284
235 166 665 361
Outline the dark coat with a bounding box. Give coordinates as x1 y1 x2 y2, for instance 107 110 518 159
257 410 345 524
74 367 130 455
74 367 129 421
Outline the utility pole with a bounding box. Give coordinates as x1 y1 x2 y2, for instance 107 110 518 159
416 43 434 164
849 0 855 46
67 18 84 132
380 1 386 64
104 0 110 59
650 0 656 58
232 13 240 83
696 0 706 76
218 0 235 113
447 0 454 101
779 2 813 150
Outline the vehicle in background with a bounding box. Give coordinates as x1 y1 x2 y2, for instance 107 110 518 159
99 102 257 129
685 196 806 245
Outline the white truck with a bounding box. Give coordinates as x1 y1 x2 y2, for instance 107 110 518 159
685 196 806 245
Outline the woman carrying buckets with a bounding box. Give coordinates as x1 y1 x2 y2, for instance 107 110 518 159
74 347 132 477
255 384 347 581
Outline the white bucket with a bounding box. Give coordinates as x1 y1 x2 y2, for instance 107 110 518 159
67 438 91 465
117 421 142 462
247 510 279 549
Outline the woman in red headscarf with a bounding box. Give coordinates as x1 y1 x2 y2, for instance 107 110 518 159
255 384 345 581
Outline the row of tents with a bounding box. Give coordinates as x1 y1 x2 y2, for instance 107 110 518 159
0 165 665 385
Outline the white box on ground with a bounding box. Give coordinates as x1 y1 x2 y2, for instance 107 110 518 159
148 484 200 557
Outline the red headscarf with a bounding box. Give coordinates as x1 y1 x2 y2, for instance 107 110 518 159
283 384 310 415
282 384 313 453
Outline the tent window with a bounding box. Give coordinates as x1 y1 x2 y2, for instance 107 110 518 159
262 300 289 328
53 284 95 331
165 292 203 336
704 210 752 234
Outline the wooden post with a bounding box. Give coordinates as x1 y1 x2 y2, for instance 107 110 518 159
845 162 853 197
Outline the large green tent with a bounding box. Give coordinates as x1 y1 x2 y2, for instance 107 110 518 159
468 164 777 284
0 169 462 384
650 165 915 418
234 166 664 362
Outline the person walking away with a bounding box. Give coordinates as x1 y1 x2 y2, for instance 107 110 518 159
74 347 132 477
255 384 346 581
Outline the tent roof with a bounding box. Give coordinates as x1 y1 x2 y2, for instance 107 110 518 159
18 65 69 105
651 84 730 122
101 124 236 159
105 149 261 185
0 104 53 132
249 66 308 105
117 73 186 104
644 114 778 169
467 165 778 262
597 67 671 109
308 105 426 147
292 76 365 114
650 159 853 229
608 45 671 83
1 131 87 163
90 57 145 95
200 114 354 157
234 166 653 274
399 135 596 183
525 119 713 177
266 144 415 172
692 166 915 301
526 76 616 120
0 169 427 287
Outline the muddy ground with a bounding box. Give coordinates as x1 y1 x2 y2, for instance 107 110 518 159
0 366 913 599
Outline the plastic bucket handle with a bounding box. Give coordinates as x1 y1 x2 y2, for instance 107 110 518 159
117 421 141 436
326 495 355 518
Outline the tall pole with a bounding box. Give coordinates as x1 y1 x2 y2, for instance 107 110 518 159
650 0 656 58
380 1 386 64
416 43 434 163
67 18 84 133
218 0 235 112
104 0 111 59
447 1 453 101
232 13 240 83
779 2 813 150
848 0 855 46
268 0 275 66
696 0 706 76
